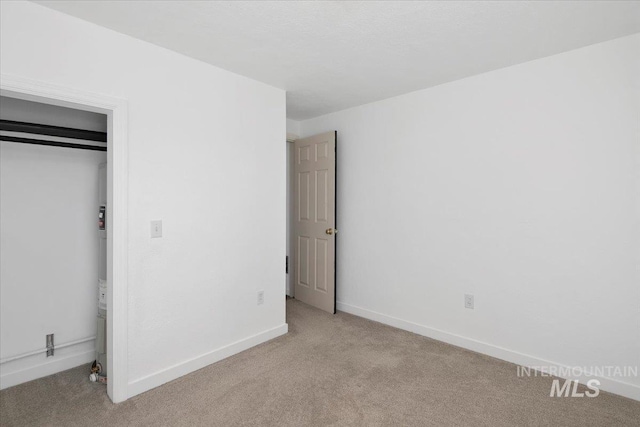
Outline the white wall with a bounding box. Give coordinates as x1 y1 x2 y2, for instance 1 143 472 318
1 1 287 397
286 118 301 140
0 138 106 386
300 34 640 400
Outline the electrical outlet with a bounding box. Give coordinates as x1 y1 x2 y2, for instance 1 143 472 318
464 294 474 309
150 220 162 238
257 290 264 305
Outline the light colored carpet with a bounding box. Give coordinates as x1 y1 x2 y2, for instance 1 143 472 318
1 298 639 426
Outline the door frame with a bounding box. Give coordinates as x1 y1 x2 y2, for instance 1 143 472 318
286 135 297 298
1 73 129 403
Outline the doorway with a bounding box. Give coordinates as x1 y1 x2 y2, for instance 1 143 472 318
0 74 129 403
286 131 337 314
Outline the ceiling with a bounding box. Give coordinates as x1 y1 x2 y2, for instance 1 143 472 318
36 1 640 120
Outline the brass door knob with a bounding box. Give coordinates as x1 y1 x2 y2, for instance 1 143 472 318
326 228 337 235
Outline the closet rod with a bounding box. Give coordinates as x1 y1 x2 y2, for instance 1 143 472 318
0 135 107 152
0 119 107 142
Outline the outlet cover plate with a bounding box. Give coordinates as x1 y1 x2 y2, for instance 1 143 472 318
464 294 474 309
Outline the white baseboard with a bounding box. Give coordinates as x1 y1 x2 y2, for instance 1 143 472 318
0 349 95 390
127 323 289 399
337 301 640 402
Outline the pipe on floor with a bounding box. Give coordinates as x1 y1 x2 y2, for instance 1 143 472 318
0 336 96 364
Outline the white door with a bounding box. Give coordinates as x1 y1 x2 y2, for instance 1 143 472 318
293 131 336 313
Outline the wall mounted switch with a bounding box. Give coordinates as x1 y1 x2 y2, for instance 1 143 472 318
150 220 162 238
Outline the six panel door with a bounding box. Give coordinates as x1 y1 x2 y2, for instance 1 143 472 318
293 131 336 314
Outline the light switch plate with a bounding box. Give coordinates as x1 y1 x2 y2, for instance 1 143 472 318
150 220 162 238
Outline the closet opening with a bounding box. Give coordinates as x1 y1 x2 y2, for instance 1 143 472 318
0 95 110 394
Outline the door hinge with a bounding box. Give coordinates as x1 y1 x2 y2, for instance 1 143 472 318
286 256 289 274
46 334 54 357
